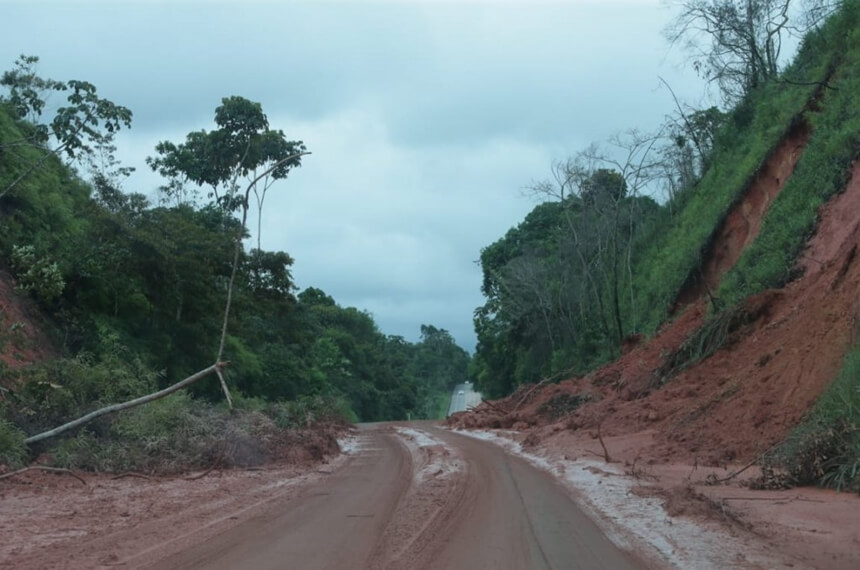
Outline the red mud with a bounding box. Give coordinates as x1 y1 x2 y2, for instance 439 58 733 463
451 158 860 465
0 267 59 375
674 122 810 308
0 429 348 569
507 428 860 570
450 151 860 566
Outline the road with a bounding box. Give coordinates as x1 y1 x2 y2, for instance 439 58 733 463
446 382 482 415
147 423 644 570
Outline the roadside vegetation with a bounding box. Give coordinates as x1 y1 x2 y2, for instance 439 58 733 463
0 59 470 473
470 2 859 492
767 342 860 493
472 2 855 381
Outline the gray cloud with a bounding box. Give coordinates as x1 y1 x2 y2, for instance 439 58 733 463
2 1 707 350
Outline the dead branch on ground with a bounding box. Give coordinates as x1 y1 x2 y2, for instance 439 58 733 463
596 422 612 463
513 379 551 412
477 399 508 415
110 472 154 481
712 441 780 483
0 466 87 485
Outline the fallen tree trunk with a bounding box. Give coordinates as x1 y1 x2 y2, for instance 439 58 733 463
22 152 311 448
25 363 224 445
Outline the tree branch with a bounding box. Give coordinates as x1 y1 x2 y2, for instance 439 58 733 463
24 363 223 445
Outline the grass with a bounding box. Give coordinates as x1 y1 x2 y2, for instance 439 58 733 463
655 304 754 385
772 342 860 493
720 8 860 304
0 405 27 468
434 390 453 420
621 5 860 337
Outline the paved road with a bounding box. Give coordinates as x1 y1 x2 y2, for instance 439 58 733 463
147 423 644 570
447 382 482 415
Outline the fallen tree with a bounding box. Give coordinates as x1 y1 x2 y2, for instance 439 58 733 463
22 97 308 446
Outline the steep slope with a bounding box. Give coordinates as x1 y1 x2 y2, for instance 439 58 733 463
0 267 58 376
453 152 859 465
454 4 860 473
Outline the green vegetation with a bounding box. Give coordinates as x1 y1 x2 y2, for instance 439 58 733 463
772 343 860 492
720 4 860 303
0 61 471 471
433 391 453 421
0 405 26 469
471 3 858 402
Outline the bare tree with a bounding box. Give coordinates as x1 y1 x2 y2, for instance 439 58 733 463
582 130 666 337
665 0 794 103
800 0 843 29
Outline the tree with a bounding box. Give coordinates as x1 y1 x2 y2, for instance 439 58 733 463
665 0 794 103
0 55 133 198
23 96 309 444
147 96 305 214
147 96 308 366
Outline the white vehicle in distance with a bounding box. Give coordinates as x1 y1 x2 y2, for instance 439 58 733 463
458 390 465 395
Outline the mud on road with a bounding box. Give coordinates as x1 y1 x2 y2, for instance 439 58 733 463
6 422 847 569
3 423 645 570
147 423 643 570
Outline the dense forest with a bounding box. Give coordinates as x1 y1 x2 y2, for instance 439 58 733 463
471 1 860 399
0 61 469 469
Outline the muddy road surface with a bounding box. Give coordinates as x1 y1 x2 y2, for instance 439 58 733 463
147 423 643 570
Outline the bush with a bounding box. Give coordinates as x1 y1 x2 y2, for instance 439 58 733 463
9 350 157 433
10 244 65 304
48 390 350 475
51 393 281 474
0 408 27 469
774 344 860 493
264 393 356 430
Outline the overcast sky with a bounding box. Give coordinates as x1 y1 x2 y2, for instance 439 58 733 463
2 0 708 351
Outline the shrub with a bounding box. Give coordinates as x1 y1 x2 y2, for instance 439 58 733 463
10 350 157 432
51 393 277 474
774 344 860 493
0 408 27 469
264 393 355 430
10 244 65 303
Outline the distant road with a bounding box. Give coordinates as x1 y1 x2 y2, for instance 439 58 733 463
447 382 482 416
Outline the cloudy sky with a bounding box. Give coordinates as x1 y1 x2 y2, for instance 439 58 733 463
2 0 708 351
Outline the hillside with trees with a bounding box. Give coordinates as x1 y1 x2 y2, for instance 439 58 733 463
0 62 469 472
466 0 859 493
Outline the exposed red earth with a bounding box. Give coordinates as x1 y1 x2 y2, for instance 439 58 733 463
2 424 648 570
0 267 59 372
673 122 810 308
448 150 860 566
3 125 860 569
5 422 852 569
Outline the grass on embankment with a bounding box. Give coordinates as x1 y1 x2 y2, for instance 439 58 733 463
773 342 860 493
623 4 858 337
719 5 860 304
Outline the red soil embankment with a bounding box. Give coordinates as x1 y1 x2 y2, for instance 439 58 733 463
674 122 810 308
450 157 860 569
0 267 58 375
452 153 860 467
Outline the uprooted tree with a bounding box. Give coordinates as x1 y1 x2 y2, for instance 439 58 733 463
25 96 309 445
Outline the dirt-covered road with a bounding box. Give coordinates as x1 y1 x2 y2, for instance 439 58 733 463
146 423 643 570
